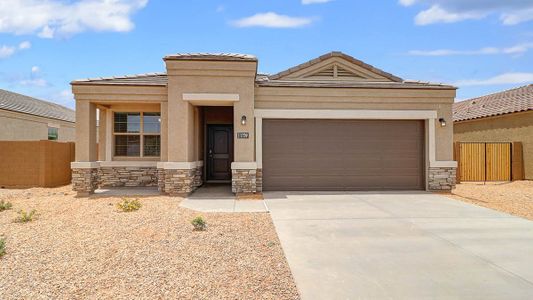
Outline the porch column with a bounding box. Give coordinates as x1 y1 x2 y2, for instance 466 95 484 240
231 84 259 194
159 83 201 196
71 101 98 196
97 108 107 161
157 102 168 193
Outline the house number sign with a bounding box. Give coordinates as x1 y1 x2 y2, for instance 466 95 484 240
237 132 249 139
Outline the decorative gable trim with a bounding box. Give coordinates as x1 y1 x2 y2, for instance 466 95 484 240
269 51 403 82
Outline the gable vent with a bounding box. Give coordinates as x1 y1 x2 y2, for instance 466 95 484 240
337 66 361 78
305 64 363 80
312 67 335 77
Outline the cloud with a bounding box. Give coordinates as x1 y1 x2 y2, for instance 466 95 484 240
18 41 31 49
0 46 16 59
231 12 315 28
408 43 533 56
454 72 533 86
414 5 484 25
19 78 48 87
302 0 333 4
31 66 40 73
0 41 31 59
400 0 533 25
0 0 148 38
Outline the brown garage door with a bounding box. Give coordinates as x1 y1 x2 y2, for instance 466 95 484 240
262 119 425 191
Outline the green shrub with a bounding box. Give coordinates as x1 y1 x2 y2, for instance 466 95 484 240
191 216 207 231
14 209 36 223
117 198 142 212
0 237 5 258
0 200 12 212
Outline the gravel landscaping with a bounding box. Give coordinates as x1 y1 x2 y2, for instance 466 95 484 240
0 185 299 299
449 181 533 220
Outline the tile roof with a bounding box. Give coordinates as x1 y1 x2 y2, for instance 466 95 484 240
71 52 455 89
0 89 75 123
163 52 257 61
72 73 167 86
453 84 533 122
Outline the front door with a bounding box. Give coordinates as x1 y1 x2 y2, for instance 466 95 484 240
207 125 233 181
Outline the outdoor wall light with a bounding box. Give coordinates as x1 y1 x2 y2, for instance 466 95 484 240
439 118 446 127
241 115 247 125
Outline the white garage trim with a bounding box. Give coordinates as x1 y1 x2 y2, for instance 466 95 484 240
254 109 456 169
255 109 437 120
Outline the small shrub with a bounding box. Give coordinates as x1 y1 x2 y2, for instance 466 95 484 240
191 216 207 231
0 200 12 212
0 237 5 258
14 209 36 223
117 198 142 212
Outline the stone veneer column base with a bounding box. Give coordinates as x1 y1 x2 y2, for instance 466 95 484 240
428 167 457 191
157 168 166 193
232 169 260 193
162 164 203 196
72 168 98 196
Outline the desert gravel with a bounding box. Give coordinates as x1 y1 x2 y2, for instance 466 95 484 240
0 185 299 299
449 181 533 220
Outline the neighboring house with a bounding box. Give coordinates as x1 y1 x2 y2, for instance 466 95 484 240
0 89 75 141
454 84 533 180
70 52 457 196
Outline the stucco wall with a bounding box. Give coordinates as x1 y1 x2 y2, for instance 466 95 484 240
255 86 455 161
0 140 75 188
454 110 533 180
0 109 75 142
165 59 257 163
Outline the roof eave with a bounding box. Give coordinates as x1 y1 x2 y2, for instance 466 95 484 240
454 108 533 123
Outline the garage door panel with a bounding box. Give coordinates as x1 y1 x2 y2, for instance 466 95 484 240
266 175 422 191
262 119 425 191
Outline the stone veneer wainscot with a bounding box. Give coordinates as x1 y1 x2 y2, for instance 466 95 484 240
428 167 457 191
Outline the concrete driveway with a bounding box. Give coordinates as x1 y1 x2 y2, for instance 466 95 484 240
265 191 533 300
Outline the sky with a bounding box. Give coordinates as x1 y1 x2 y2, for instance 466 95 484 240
0 0 532 109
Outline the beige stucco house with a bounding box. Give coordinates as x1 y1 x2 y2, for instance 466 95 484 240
0 89 75 141
454 84 532 179
70 52 457 196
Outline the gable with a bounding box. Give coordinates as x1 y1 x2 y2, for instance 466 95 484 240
269 52 402 82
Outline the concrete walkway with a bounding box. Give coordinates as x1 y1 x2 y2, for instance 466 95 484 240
265 191 533 300
180 184 267 212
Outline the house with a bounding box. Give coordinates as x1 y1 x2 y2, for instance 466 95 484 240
0 89 75 141
70 52 457 196
454 84 533 180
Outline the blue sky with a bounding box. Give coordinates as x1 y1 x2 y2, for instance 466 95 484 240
0 0 532 109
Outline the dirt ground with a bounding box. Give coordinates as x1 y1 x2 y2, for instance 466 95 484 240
449 181 533 220
0 185 299 300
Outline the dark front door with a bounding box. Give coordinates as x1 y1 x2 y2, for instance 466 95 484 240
207 125 233 181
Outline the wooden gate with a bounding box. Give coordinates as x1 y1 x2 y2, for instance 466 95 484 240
457 142 511 182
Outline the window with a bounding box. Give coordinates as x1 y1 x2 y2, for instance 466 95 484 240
114 112 160 157
48 127 58 140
